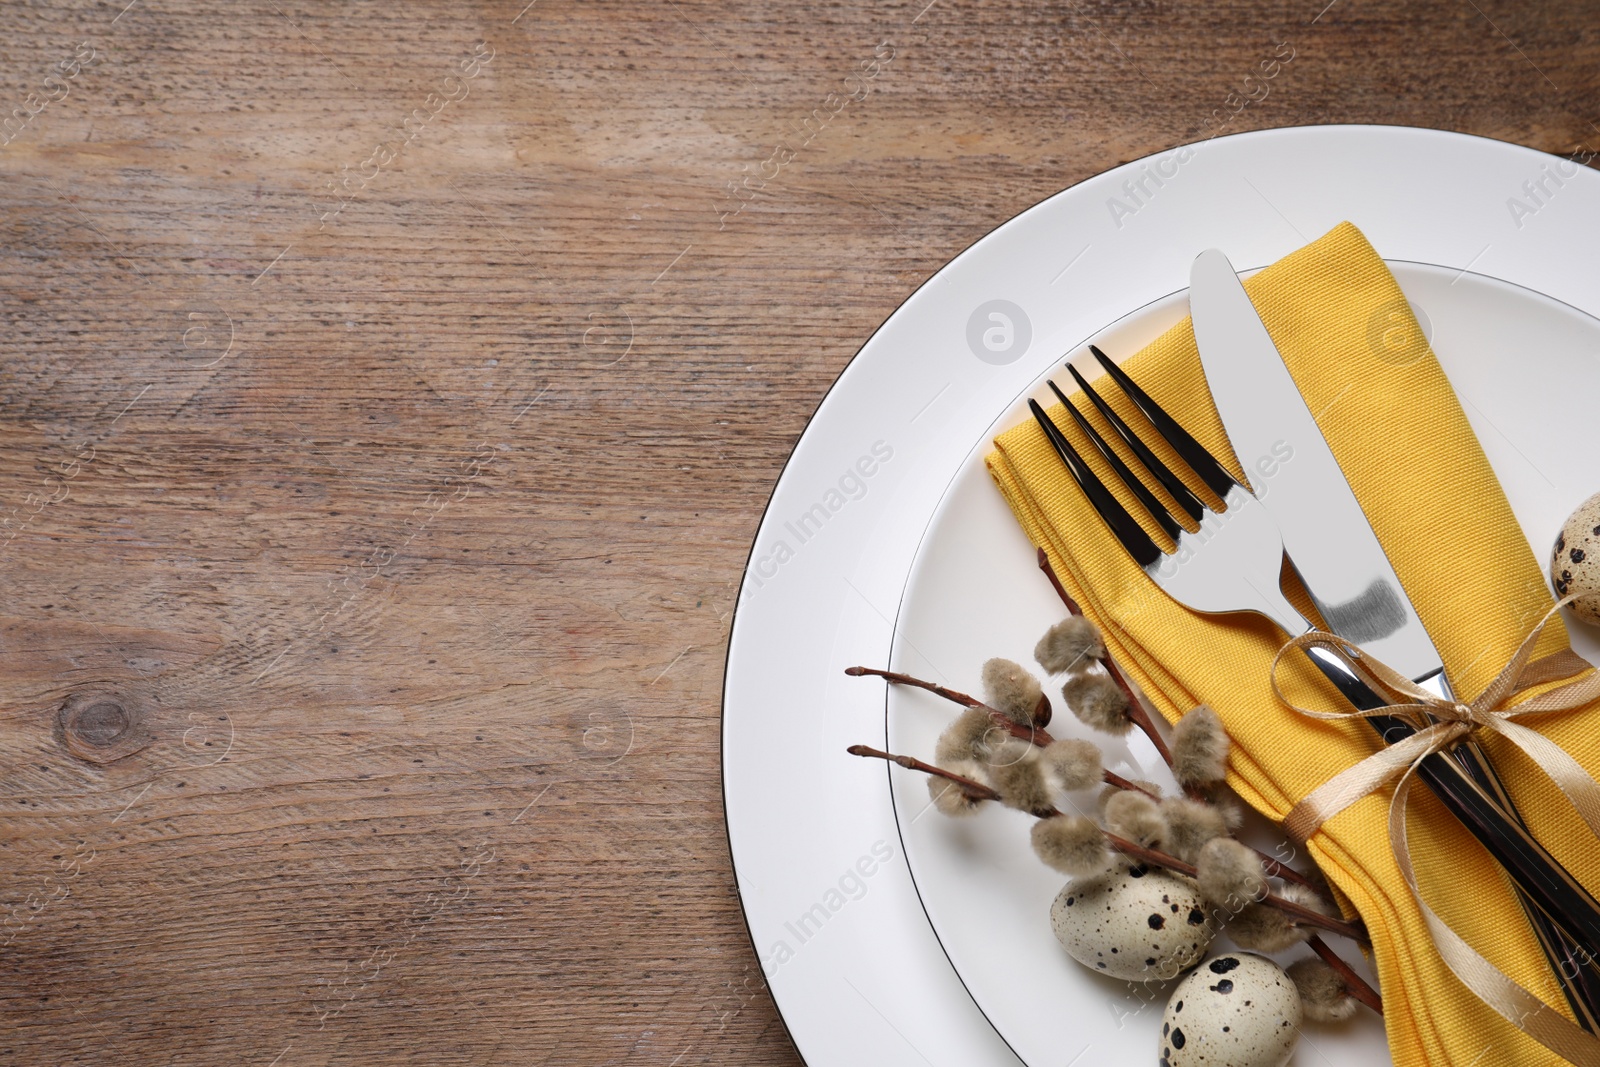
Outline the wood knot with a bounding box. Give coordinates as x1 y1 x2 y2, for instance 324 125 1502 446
59 691 152 764
77 700 129 744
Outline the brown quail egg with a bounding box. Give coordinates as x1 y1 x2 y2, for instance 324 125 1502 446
1160 953 1301 1067
1050 863 1218 982
1553 492 1600 624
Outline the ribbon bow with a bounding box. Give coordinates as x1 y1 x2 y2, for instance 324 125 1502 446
1272 597 1600 1065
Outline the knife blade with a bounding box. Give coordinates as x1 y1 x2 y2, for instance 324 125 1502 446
1188 248 1449 691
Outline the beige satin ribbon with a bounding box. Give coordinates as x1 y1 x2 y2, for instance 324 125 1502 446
1272 597 1600 1065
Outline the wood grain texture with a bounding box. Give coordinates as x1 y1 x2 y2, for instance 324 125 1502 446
0 1 1595 1063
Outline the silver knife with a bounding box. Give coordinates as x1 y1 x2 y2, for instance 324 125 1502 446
1188 248 1451 695
1188 248 1600 1029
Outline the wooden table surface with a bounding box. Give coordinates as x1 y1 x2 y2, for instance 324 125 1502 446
1 1 1596 1063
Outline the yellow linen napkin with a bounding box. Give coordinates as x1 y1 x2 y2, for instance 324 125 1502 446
987 222 1600 1066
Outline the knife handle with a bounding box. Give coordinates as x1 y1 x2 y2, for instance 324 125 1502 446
1305 649 1600 970
1454 739 1600 1032
1399 727 1600 975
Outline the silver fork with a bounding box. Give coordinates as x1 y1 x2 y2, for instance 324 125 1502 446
1030 346 1600 1020
1036 373 1302 637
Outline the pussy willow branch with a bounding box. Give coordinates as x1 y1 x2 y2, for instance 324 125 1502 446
849 664 1310 887
1037 547 1174 768
848 745 1366 945
845 665 1053 747
1032 549 1318 889
850 744 995 797
842 666 1045 729
1034 554 1384 1014
1306 934 1384 1016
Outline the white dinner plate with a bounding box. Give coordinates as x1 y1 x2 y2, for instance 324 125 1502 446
888 263 1600 1066
724 125 1600 1067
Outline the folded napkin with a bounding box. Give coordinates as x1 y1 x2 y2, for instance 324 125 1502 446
987 222 1600 1066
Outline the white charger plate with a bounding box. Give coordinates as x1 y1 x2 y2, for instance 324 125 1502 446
723 125 1600 1067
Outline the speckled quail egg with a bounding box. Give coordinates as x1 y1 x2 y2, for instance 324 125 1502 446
1553 492 1600 624
1050 863 1219 982
1159 953 1302 1067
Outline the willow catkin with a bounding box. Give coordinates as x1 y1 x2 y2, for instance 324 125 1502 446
936 706 1006 767
1097 780 1161 816
1191 784 1245 831
1227 902 1310 953
1031 814 1110 876
989 754 1054 816
1033 616 1104 675
1063 673 1131 735
1171 704 1229 786
1287 957 1359 1022
1161 797 1228 864
1281 882 1339 917
1238 882 1335 943
927 775 981 816
982 734 1036 770
1042 737 1102 792
1196 837 1267 910
927 758 988 817
1103 789 1168 849
981 658 1045 727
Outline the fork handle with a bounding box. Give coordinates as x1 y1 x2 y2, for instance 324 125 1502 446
1305 649 1600 968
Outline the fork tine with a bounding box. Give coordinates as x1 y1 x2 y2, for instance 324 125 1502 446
1046 379 1183 542
1066 363 1205 526
1089 345 1236 501
1027 398 1162 568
